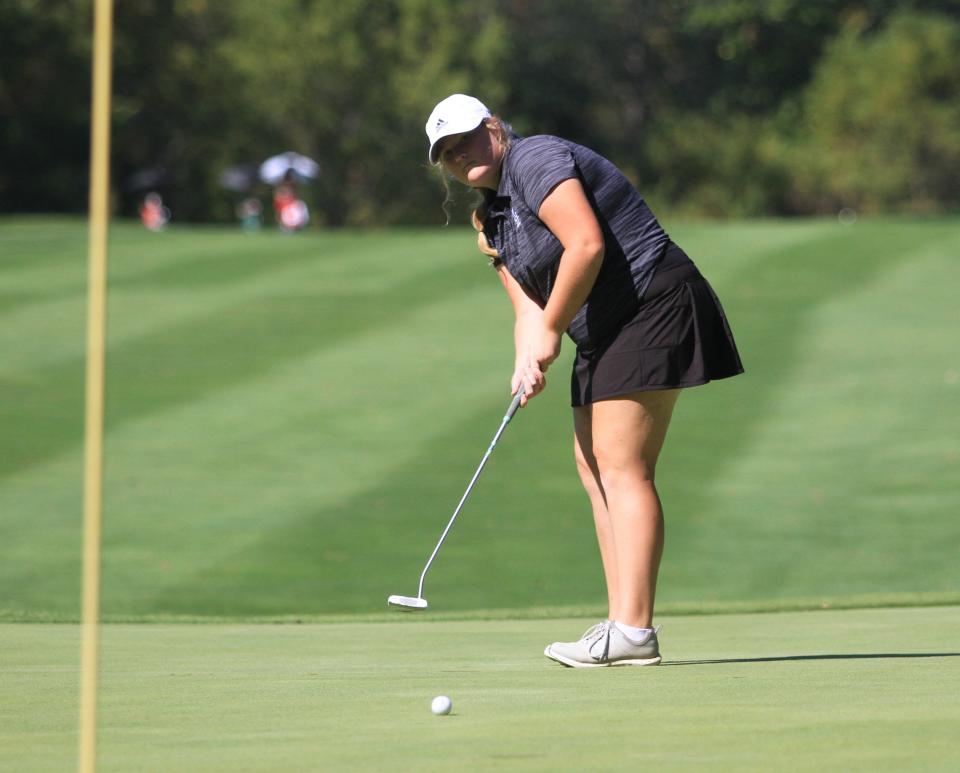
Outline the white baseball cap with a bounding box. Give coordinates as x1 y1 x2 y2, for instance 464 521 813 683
425 94 492 164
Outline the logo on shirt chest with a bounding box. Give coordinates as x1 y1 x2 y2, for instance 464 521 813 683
510 208 522 230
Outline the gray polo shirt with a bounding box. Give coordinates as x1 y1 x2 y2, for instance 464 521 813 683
482 135 669 349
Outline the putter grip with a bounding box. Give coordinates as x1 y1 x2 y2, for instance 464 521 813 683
505 384 525 422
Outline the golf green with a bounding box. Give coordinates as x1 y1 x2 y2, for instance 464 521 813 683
3 605 958 770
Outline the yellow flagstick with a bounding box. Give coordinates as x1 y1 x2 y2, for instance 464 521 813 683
79 0 114 771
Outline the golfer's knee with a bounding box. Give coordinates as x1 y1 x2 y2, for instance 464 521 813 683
574 444 602 493
595 452 657 491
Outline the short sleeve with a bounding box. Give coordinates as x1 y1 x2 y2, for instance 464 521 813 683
508 137 578 215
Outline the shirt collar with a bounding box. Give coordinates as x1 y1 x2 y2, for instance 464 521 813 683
494 145 514 199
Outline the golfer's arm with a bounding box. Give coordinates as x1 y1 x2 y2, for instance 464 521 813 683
537 178 605 335
495 264 542 360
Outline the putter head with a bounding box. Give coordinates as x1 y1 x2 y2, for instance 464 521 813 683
387 594 428 611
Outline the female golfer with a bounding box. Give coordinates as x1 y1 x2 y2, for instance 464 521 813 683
425 94 743 667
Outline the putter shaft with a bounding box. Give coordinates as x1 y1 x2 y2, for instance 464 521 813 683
415 386 525 599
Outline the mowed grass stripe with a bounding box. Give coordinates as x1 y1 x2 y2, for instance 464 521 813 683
0 225 466 371
96 284 515 616
0 283 514 616
109 220 960 616
0 216 826 369
1 230 486 479
97 221 897 617
1 606 958 771
674 233 960 600
0 224 327 365
1 220 469 305
139 365 583 616
3 217 960 621
0 216 91 274
657 218 960 604
1 221 382 302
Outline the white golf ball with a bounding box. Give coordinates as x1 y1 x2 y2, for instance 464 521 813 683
430 695 452 715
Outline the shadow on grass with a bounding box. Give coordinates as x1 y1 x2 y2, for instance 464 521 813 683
665 652 960 666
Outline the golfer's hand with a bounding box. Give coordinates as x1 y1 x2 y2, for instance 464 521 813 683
511 362 545 407
529 322 562 374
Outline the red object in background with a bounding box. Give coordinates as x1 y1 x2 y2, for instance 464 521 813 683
139 192 170 231
272 183 309 231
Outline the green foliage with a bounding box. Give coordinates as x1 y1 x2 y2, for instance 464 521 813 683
646 111 790 217
194 0 509 224
0 0 91 210
2 1 959 220
111 0 241 220
792 11 960 213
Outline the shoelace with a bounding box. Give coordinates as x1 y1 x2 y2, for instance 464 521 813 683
582 620 612 662
588 622 663 661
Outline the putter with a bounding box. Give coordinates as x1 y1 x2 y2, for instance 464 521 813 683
388 385 526 611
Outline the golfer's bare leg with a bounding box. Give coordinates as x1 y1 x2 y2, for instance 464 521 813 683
573 409 619 620
590 389 680 629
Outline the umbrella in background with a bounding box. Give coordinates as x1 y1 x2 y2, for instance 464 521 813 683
259 152 320 185
219 164 260 193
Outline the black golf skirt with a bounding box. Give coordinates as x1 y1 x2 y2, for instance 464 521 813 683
570 243 744 407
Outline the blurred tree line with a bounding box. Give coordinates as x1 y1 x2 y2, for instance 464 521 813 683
1 0 958 225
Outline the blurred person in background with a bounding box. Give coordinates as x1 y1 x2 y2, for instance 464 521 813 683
139 191 170 231
237 197 263 232
272 171 309 232
425 94 744 668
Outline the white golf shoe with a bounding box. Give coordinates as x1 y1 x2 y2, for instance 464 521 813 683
544 621 662 667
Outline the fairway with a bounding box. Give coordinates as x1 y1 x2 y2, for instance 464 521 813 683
2 606 958 771
2 216 959 620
